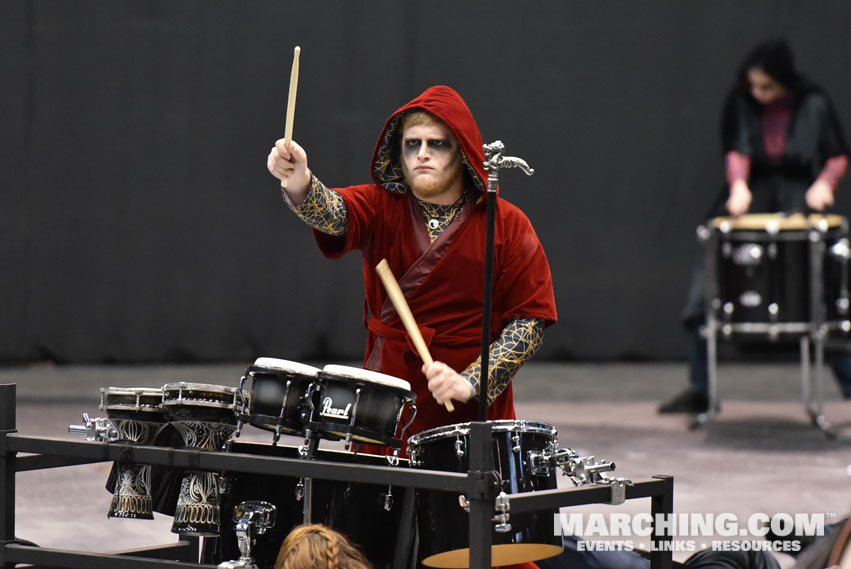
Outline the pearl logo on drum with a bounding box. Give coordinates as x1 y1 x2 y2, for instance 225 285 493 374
320 397 351 420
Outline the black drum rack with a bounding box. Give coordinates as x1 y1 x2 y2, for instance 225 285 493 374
0 383 673 569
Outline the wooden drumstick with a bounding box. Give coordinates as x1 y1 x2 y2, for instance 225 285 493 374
375 259 455 412
281 45 301 189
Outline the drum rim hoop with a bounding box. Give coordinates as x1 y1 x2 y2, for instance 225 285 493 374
162 399 238 409
162 382 241 408
711 213 846 231
101 387 163 396
408 419 558 447
252 357 320 376
100 387 165 411
321 364 412 391
162 382 239 394
103 404 164 412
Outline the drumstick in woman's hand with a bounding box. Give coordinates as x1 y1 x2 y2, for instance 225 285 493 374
281 45 301 189
375 259 454 412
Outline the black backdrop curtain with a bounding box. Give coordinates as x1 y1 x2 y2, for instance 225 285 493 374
3 0 851 363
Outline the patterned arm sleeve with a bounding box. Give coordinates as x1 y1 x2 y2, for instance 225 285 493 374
460 318 545 405
282 175 348 237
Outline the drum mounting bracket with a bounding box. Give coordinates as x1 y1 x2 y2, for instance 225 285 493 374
218 500 276 569
493 491 512 532
466 469 501 500
68 413 118 442
457 490 513 533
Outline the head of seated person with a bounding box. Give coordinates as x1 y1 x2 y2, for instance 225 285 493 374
275 524 373 569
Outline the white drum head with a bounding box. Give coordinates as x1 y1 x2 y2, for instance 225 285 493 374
253 357 320 376
322 364 411 391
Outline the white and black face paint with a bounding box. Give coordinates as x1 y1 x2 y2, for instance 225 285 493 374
400 122 464 203
402 136 457 160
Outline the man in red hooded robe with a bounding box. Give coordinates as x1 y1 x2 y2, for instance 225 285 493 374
267 85 557 451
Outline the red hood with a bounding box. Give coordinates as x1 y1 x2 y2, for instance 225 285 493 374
370 85 488 199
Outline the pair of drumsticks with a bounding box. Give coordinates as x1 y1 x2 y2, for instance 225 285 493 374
281 47 454 412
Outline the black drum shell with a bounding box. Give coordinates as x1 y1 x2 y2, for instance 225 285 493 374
245 366 314 434
215 442 414 569
409 421 563 567
713 224 848 326
310 372 413 446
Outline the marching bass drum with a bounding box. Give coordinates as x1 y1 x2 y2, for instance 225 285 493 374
707 213 849 335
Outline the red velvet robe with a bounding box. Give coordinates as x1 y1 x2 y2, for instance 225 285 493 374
312 86 557 453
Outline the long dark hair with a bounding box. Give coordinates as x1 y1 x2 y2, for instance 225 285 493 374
735 38 802 94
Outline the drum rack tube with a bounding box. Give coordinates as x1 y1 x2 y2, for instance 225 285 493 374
0 383 673 569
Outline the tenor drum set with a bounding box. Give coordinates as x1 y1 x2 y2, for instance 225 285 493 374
700 212 851 433
71 357 625 569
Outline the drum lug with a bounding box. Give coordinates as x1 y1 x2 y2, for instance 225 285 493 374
493 491 511 533
398 400 417 444
298 429 316 459
382 486 394 511
458 494 470 512
233 419 244 439
455 437 465 458
830 238 851 260
295 478 305 502
511 434 521 453
767 242 777 259
236 375 249 430
732 243 763 266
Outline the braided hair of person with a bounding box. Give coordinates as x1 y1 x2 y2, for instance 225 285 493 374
274 524 373 569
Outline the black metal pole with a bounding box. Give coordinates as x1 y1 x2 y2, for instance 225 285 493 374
479 178 498 422
0 384 17 569
468 422 494 569
650 475 674 569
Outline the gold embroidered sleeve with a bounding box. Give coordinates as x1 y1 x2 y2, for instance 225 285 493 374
460 318 545 405
283 175 347 237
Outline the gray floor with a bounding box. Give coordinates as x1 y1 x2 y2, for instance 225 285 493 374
2 359 850 566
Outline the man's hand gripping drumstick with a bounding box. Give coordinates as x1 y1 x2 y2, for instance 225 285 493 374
376 260 479 413
268 46 312 203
